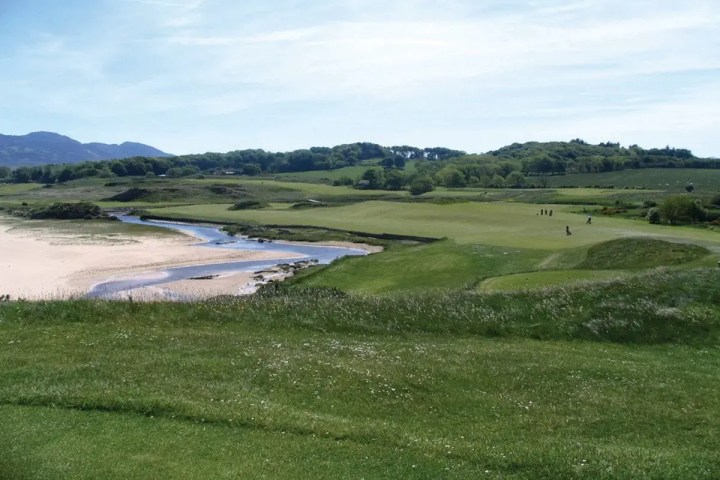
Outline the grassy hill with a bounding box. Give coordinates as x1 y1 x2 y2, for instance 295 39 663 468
1 268 719 478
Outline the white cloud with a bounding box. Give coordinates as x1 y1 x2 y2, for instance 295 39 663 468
0 0 718 154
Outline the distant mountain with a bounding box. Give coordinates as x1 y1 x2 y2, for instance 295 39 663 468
0 131 172 167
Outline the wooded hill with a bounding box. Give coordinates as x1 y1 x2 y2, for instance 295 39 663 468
2 139 717 184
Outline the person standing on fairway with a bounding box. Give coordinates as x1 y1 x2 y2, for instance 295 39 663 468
586 215 592 224
566 225 572 236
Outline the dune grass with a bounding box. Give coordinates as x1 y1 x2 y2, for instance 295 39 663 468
578 238 711 270
1 216 184 240
1 268 719 479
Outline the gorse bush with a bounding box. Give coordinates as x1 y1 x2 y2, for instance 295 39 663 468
27 201 108 220
227 199 269 210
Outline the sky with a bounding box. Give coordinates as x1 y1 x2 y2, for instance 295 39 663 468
0 0 719 156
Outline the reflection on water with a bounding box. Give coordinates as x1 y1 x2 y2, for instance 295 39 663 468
87 216 367 299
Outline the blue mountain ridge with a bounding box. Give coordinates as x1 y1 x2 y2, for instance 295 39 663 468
0 131 172 167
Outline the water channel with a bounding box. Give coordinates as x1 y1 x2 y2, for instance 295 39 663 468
87 215 369 299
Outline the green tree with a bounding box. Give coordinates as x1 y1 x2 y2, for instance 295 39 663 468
11 167 33 183
437 167 466 188
361 168 385 189
110 162 127 176
409 175 434 195
646 207 661 224
490 174 505 188
57 167 74 183
242 164 262 176
384 169 406 190
505 171 526 188
658 195 705 224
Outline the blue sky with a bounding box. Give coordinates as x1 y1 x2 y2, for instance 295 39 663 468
1 0 718 156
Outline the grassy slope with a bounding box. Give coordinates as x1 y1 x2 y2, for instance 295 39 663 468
143 199 720 293
2 269 720 479
292 241 551 293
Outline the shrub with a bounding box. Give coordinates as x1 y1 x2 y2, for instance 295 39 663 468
29 202 108 220
228 200 269 210
409 176 434 196
658 195 705 224
646 207 661 224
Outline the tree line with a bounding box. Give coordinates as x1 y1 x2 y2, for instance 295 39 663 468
1 142 466 184
2 139 717 185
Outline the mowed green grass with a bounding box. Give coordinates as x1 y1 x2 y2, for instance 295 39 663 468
292 241 553 293
479 270 630 292
146 200 720 249
1 288 719 479
291 237 712 294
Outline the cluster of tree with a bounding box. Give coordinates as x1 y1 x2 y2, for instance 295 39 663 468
3 142 468 184
342 167 435 195
491 140 716 175
4 139 718 186
647 195 719 225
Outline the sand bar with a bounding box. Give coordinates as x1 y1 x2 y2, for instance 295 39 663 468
0 217 305 300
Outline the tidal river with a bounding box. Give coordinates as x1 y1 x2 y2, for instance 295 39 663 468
87 215 368 299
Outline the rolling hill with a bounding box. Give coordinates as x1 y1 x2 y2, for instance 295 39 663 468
0 131 172 167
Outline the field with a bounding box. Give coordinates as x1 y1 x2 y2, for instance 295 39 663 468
544 168 720 193
144 200 720 247
2 170 720 478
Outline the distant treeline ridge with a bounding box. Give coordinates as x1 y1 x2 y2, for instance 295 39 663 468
2 139 718 184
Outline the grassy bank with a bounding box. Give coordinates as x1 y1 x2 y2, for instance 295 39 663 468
1 268 719 479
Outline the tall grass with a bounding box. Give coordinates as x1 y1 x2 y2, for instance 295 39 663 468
3 267 719 345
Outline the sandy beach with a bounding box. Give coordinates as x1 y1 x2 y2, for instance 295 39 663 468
0 217 307 300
